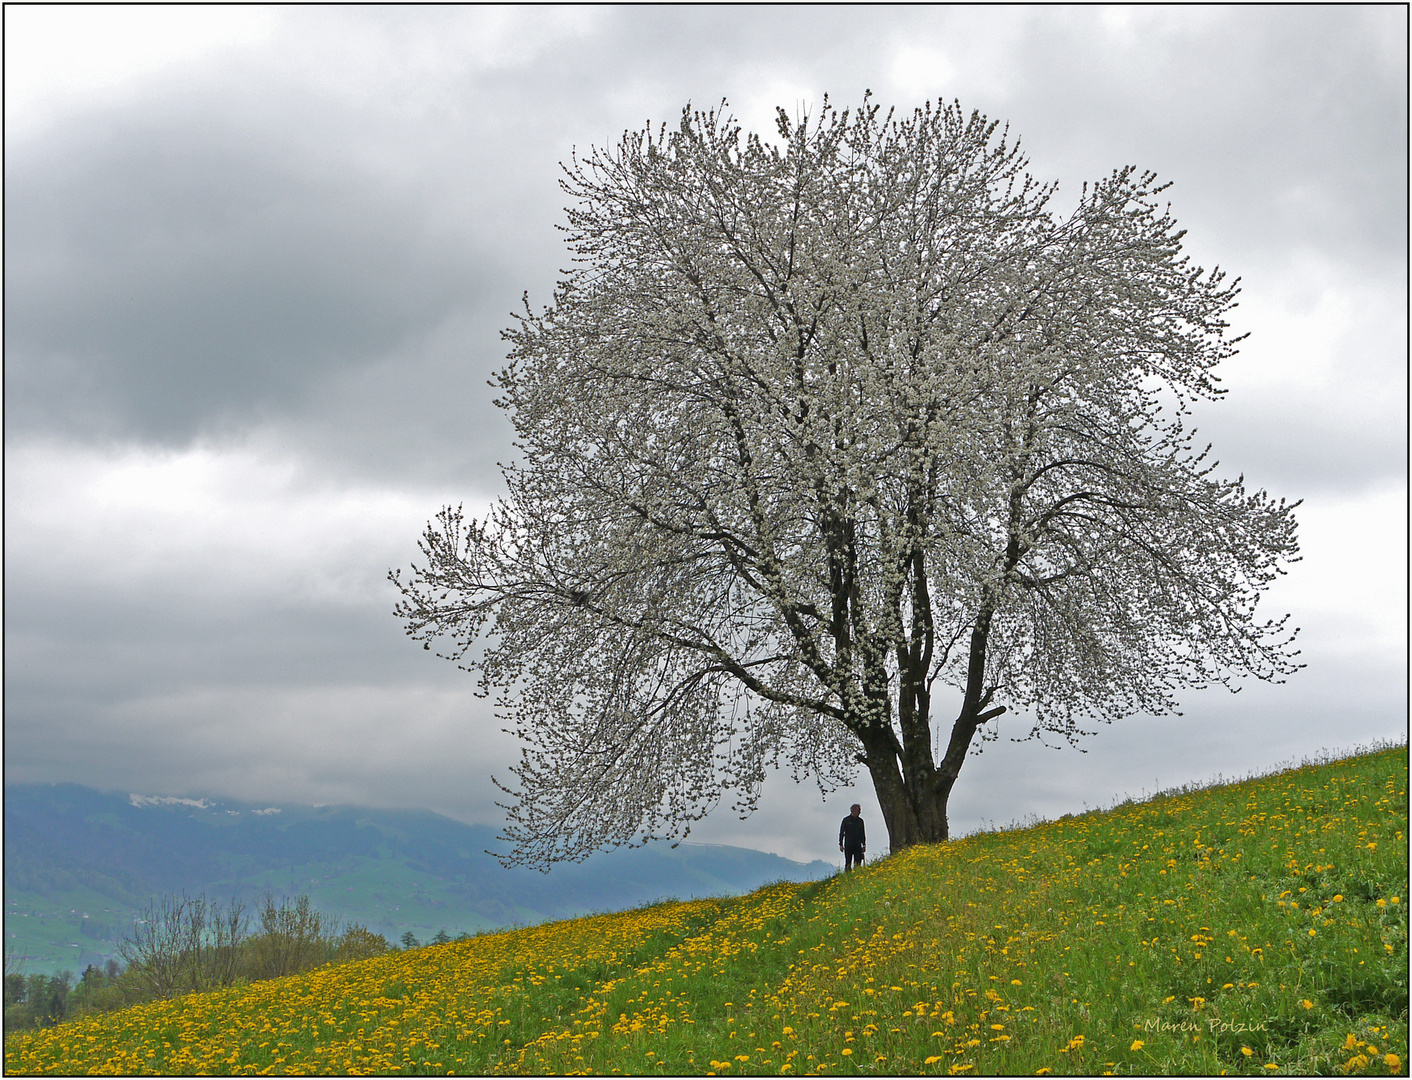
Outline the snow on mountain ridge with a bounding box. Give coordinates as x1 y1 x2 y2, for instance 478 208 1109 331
128 794 215 810
125 793 284 815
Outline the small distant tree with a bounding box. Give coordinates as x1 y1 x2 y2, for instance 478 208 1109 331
24 974 50 1017
47 971 73 1024
393 94 1301 866
8 971 73 1029
250 894 323 979
207 897 249 988
400 931 420 950
431 928 451 945
3 972 25 1010
332 924 390 963
118 893 190 999
181 893 209 993
67 962 130 1021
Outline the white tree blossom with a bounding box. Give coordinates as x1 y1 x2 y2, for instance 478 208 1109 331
392 96 1301 868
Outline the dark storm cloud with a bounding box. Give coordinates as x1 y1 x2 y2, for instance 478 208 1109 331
4 94 499 444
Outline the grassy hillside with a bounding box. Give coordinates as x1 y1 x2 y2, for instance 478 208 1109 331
6 746 1406 1076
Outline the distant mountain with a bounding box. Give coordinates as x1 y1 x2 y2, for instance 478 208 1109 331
3 783 834 973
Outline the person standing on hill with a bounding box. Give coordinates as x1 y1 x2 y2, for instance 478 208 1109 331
839 804 866 871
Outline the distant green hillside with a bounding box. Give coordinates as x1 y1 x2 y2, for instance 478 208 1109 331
3 784 832 973
7 746 1405 1075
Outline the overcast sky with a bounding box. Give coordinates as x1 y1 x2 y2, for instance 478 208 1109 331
5 6 1406 865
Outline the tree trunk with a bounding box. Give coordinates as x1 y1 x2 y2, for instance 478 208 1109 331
858 724 927 849
861 730 963 850
858 604 1003 854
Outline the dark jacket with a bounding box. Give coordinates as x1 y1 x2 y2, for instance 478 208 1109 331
839 814 866 849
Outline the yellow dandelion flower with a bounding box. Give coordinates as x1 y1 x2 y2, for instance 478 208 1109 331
1131 1040 1144 1051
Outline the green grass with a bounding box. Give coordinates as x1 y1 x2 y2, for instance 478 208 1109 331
6 744 1406 1076
4 884 132 971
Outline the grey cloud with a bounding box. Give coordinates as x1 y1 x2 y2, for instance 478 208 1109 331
995 7 1406 273
3 677 512 826
5 89 501 445
3 571 505 812
4 587 428 700
8 8 1401 479
1194 394 1406 498
261 309 522 492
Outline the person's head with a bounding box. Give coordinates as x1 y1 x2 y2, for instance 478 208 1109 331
850 804 861 816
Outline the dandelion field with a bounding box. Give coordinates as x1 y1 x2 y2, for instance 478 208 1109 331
6 746 1406 1076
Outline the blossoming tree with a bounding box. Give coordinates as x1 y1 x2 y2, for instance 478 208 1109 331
392 96 1301 867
